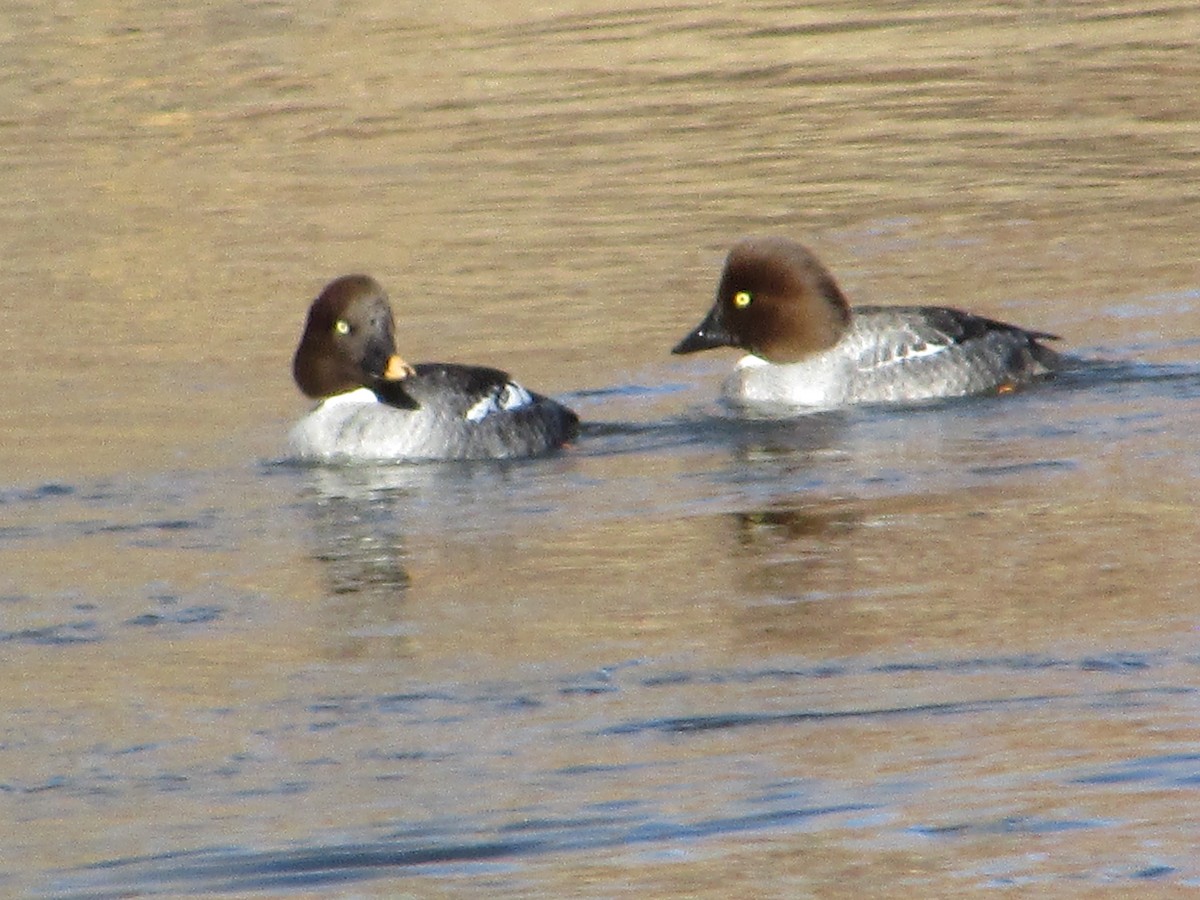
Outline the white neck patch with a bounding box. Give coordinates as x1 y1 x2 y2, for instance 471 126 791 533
319 387 379 408
734 354 771 369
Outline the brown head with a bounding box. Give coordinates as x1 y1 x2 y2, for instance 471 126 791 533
672 236 853 363
292 275 416 400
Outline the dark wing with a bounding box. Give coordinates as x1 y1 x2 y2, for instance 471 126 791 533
902 306 1060 345
409 363 580 450
850 305 1060 373
371 378 420 410
413 362 517 395
406 363 520 418
398 363 578 429
370 363 515 413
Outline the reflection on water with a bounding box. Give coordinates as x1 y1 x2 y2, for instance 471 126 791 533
303 489 414 661
37 646 1200 897
3 0 1200 896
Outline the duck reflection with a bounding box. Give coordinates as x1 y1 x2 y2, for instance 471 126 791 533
724 496 882 655
707 408 849 466
299 470 417 662
732 500 864 595
308 497 412 598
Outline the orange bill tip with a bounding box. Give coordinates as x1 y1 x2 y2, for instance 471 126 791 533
383 355 416 380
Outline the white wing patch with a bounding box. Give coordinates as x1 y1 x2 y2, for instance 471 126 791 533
857 339 951 373
465 382 534 422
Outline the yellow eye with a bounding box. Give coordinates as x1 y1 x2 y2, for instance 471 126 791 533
334 319 351 335
733 290 753 309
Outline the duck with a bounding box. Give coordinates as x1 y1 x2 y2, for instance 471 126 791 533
289 275 579 461
672 236 1062 409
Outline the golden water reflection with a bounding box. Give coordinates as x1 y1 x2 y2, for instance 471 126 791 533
2 0 1200 895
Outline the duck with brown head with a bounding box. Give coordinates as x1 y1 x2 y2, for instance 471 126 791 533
289 275 579 461
673 236 1062 409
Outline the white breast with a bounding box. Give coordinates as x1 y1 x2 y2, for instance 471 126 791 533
723 353 851 408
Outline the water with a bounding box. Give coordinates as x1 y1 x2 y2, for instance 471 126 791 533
3 0 1200 895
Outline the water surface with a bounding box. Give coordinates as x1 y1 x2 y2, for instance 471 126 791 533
2 1 1200 896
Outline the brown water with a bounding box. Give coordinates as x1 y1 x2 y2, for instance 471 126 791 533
3 1 1200 896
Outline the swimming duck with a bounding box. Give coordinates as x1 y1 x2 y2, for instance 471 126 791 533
673 236 1062 408
289 275 578 461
